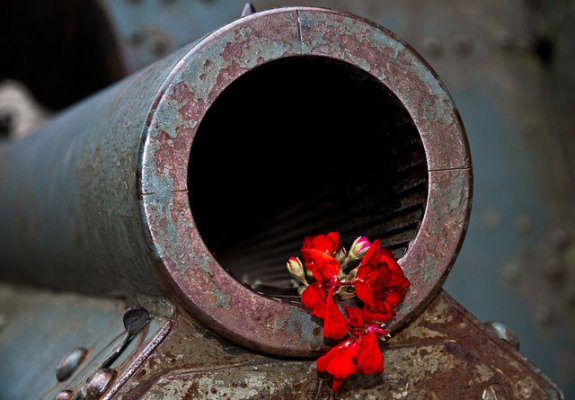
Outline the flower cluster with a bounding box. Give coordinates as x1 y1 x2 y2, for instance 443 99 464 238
286 232 410 393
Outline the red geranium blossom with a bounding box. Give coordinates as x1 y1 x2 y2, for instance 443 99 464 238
317 307 387 393
354 239 410 322
300 232 349 339
286 232 410 395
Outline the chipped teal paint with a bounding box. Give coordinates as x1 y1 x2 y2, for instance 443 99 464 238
214 287 231 310
152 7 466 355
0 7 471 357
282 309 320 346
194 253 214 276
0 49 188 295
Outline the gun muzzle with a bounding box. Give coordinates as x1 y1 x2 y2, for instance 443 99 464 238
0 7 471 356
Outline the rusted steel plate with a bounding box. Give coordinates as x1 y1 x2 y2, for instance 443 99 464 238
0 7 471 357
112 291 562 399
141 7 471 356
0 285 172 400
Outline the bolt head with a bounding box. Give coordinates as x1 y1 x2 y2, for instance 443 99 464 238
550 228 570 249
452 34 473 55
54 390 74 400
423 36 444 56
123 306 149 335
484 321 520 350
84 368 116 399
56 348 88 382
533 305 554 326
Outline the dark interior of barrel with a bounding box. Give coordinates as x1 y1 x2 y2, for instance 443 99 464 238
189 56 428 300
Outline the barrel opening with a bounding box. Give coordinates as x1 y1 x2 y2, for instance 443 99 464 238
189 56 427 299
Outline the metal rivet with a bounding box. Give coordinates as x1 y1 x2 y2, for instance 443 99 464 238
533 305 553 326
482 384 507 399
241 3 256 17
128 31 145 47
484 321 520 350
54 390 74 400
544 256 564 280
84 368 116 399
550 228 570 249
422 36 444 57
148 32 170 57
123 306 149 335
100 306 150 369
452 34 473 55
56 347 88 382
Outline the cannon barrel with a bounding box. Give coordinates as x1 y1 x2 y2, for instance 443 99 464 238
0 7 471 356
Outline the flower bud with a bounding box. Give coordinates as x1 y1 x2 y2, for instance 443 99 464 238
287 256 306 283
349 236 371 260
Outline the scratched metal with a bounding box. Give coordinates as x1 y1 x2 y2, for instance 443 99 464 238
0 42 196 295
0 285 171 400
65 1 575 394
139 7 471 356
0 7 471 356
105 291 561 399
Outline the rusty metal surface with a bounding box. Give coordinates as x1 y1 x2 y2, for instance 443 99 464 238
0 1 570 397
0 286 561 399
104 290 560 399
0 7 471 357
0 42 193 295
85 1 575 393
140 6 471 356
0 284 171 400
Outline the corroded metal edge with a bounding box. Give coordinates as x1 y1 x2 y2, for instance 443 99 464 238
140 7 472 356
114 291 562 399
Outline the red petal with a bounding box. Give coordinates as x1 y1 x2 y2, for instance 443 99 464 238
361 309 385 324
354 279 377 307
332 377 346 393
301 249 340 283
302 232 341 255
323 288 349 339
364 303 393 323
386 260 411 289
383 289 407 308
359 239 381 266
345 307 365 327
301 283 326 319
318 338 360 378
317 338 351 371
357 331 383 374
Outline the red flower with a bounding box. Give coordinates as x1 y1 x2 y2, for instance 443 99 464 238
323 287 349 339
299 232 348 339
287 232 410 394
301 249 340 284
317 338 360 393
301 284 348 339
354 239 410 322
317 309 386 393
300 232 342 285
301 283 326 319
302 232 341 256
